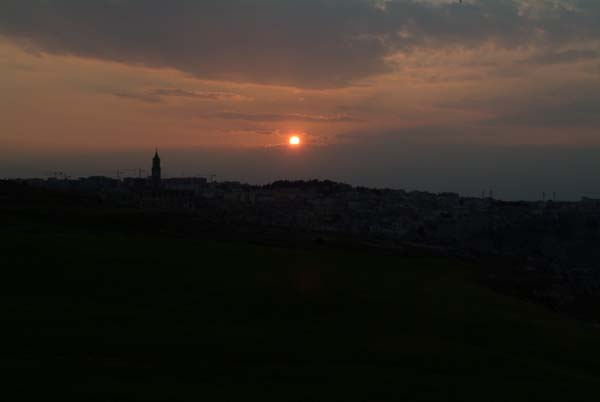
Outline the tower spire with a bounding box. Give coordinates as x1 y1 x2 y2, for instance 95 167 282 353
151 149 161 192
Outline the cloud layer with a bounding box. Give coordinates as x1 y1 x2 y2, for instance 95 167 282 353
2 0 599 88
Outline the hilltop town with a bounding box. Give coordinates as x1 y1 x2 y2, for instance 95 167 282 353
4 151 600 319
3 152 600 400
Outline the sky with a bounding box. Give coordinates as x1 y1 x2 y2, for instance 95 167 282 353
1 0 599 199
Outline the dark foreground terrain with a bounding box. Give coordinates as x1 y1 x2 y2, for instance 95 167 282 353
1 186 600 401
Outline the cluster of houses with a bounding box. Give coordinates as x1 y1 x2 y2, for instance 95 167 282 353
15 150 600 303
24 175 600 257
11 170 600 318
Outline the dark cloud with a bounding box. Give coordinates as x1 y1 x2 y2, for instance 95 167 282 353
151 89 250 101
152 89 208 98
1 0 599 88
489 97 600 128
525 48 600 65
226 128 278 135
434 78 600 129
110 88 249 103
336 125 454 141
210 112 358 123
111 91 162 104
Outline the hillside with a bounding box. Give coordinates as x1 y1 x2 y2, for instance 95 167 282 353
1 200 600 401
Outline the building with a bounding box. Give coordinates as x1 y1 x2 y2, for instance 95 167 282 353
151 149 161 191
162 177 207 194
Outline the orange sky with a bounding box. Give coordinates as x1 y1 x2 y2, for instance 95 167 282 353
1 1 600 198
3 36 598 153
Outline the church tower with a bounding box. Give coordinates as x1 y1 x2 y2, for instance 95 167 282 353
151 149 161 191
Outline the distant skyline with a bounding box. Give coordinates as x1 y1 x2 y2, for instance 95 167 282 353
4 144 600 201
1 0 600 199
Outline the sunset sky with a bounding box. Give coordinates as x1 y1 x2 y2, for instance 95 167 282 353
1 0 599 199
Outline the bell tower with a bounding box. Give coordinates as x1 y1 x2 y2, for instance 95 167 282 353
151 149 161 191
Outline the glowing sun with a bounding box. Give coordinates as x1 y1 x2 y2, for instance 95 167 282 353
289 135 301 146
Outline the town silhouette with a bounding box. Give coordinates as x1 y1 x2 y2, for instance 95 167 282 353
2 0 600 400
2 148 600 400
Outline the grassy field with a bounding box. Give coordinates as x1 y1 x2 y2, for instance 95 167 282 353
2 206 600 401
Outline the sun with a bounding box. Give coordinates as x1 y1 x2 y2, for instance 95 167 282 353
289 135 301 146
